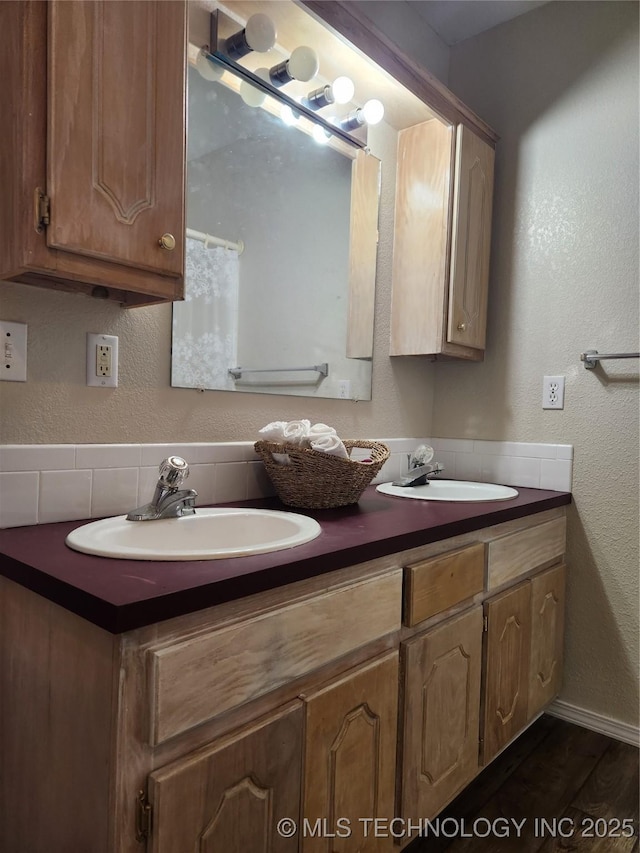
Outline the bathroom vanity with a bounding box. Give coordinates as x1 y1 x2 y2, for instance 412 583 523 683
0 487 569 852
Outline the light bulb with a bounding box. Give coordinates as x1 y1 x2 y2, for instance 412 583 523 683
281 105 300 126
287 46 319 82
225 13 276 59
195 50 223 82
362 98 384 125
239 68 269 108
244 14 277 52
312 124 330 145
331 76 354 105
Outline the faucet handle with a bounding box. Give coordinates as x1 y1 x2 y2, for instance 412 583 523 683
158 456 190 488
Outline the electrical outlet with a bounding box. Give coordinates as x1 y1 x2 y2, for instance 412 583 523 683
542 375 565 409
87 333 118 387
0 320 27 382
338 379 351 399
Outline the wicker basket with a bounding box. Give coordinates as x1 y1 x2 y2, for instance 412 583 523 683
254 439 390 509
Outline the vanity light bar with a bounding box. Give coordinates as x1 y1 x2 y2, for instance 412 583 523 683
203 49 366 150
207 12 366 151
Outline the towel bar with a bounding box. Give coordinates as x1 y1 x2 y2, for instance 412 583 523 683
229 363 329 380
580 350 640 370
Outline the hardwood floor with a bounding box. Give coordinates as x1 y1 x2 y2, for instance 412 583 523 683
405 715 639 853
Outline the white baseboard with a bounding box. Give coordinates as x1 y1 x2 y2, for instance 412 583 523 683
546 699 640 747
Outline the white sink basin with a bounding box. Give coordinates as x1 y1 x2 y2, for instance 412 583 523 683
65 507 322 561
376 480 518 502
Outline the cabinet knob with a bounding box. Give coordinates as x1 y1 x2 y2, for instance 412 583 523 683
159 233 176 251
457 322 467 332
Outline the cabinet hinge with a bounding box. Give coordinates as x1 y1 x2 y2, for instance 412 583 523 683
483 615 489 632
34 187 50 232
135 789 153 843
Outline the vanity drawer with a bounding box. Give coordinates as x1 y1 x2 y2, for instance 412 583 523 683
403 543 485 626
147 569 402 744
487 516 566 590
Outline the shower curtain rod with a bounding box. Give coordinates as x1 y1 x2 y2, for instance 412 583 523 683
186 227 244 254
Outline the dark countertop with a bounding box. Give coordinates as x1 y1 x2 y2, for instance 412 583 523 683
0 486 571 633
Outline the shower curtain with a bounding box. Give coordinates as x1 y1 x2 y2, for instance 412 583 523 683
171 237 239 391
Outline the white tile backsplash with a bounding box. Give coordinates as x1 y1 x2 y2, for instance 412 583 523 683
91 468 139 519
0 438 573 528
39 469 92 524
0 471 39 528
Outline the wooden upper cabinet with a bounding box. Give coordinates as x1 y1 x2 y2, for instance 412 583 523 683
448 125 495 350
47 1 184 278
390 120 495 360
0 0 186 306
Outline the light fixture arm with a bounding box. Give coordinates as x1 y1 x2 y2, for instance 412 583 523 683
202 47 366 150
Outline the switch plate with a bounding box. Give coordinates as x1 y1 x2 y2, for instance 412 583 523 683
87 333 118 387
0 320 27 382
542 375 565 409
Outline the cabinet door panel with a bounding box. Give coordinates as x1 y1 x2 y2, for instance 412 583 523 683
302 652 399 853
529 564 566 717
148 702 302 853
448 124 494 350
401 607 482 822
482 581 531 763
47 1 185 276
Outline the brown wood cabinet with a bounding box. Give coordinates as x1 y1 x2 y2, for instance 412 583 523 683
390 120 495 360
481 563 567 764
400 606 483 823
148 702 303 853
0 510 567 853
0 0 186 307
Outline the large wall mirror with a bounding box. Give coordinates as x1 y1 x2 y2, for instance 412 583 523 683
173 1 437 399
172 19 382 400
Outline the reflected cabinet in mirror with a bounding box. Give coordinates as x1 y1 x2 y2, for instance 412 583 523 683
172 57 381 400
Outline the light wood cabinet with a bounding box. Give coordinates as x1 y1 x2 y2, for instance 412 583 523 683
390 120 495 360
0 510 567 853
302 653 399 853
0 0 186 307
148 702 303 853
481 562 567 764
481 581 533 763
400 606 483 823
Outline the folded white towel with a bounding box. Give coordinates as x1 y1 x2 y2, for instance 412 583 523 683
310 433 349 459
308 422 337 438
258 421 288 441
282 419 311 444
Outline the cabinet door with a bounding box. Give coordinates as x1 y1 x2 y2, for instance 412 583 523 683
147 702 302 853
47 0 185 277
400 607 483 823
529 564 566 717
447 124 494 350
302 652 399 853
481 581 531 764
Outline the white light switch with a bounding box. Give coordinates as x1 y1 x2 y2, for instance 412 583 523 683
0 320 27 382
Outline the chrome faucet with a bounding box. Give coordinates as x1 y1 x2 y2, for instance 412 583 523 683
393 461 445 487
126 456 198 521
393 445 444 487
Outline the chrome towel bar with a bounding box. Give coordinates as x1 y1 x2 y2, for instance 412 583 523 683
229 363 329 380
580 350 640 369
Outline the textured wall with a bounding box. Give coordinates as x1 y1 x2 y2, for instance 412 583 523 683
440 1 639 727
0 110 435 444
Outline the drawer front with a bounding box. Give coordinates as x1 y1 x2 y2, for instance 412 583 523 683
148 570 402 745
487 516 566 590
404 543 485 626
